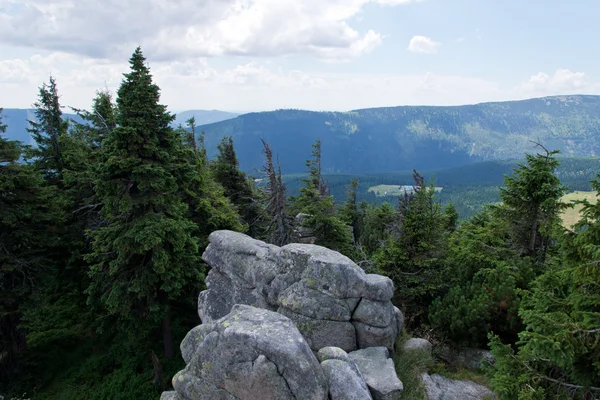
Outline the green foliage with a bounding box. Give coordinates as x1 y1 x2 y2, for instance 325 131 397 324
359 202 396 256
374 172 454 324
211 136 263 237
26 76 69 183
394 335 435 400
495 147 567 260
487 175 600 399
0 126 64 385
430 150 567 348
85 48 202 358
290 140 353 254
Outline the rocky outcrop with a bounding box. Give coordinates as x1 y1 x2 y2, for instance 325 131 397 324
167 305 328 400
198 230 402 353
422 373 496 400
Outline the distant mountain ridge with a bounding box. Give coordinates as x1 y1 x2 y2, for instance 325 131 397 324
197 95 600 174
172 110 239 127
0 108 238 145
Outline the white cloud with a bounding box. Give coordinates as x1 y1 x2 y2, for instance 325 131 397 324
521 69 589 93
0 0 419 62
407 35 440 54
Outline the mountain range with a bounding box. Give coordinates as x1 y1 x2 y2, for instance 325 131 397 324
198 95 600 174
3 96 600 175
0 108 238 146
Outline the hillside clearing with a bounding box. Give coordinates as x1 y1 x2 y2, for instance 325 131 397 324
561 190 598 228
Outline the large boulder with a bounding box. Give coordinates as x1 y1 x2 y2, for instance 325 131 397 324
198 230 403 352
348 347 404 400
422 373 496 400
166 305 328 400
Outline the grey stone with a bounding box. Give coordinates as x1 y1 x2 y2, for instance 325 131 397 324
348 347 403 400
202 230 282 289
317 346 350 362
279 281 352 321
393 307 404 336
199 231 399 353
180 324 211 363
437 346 496 370
321 359 373 400
352 299 394 327
422 373 496 400
278 306 357 352
403 338 433 353
197 271 234 323
160 391 184 400
353 321 397 353
166 305 328 400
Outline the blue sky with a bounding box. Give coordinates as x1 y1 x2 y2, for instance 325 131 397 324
0 0 598 112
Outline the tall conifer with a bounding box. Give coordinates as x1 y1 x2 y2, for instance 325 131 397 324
86 48 200 358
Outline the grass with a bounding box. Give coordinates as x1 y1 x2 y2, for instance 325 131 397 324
428 363 490 387
393 335 435 400
560 190 598 229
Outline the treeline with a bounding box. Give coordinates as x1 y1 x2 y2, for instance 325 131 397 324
1 48 599 399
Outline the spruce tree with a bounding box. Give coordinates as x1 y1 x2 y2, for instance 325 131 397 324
495 144 566 261
212 136 263 237
86 48 200 358
27 76 69 183
175 126 243 248
374 171 449 324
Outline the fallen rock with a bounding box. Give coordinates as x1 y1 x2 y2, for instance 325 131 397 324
165 305 328 400
321 359 373 400
348 347 404 400
199 230 401 352
422 373 496 400
403 338 433 353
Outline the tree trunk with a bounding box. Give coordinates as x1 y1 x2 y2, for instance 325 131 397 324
162 313 174 359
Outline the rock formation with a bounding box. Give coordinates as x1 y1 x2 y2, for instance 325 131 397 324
198 230 403 353
162 231 405 400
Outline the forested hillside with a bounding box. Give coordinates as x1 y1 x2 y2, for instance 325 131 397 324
280 157 600 219
199 96 600 173
1 48 598 400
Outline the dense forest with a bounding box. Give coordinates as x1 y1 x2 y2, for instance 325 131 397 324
1 48 599 399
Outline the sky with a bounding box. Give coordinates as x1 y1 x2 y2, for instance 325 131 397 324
0 0 599 113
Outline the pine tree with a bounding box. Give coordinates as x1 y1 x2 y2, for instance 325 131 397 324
212 136 263 237
27 76 69 183
85 47 201 359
